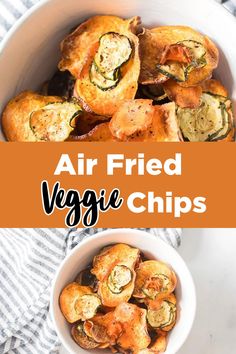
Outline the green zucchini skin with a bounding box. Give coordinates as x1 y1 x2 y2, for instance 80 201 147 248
30 101 81 141
94 32 133 80
157 40 207 82
177 93 233 142
107 265 132 294
157 63 188 83
147 300 176 329
90 61 120 91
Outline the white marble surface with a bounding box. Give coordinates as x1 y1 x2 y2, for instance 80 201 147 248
60 228 236 354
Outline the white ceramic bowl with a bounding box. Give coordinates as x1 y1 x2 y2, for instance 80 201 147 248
0 0 236 141
51 229 196 354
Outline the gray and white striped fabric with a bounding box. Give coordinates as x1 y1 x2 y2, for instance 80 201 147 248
0 228 181 354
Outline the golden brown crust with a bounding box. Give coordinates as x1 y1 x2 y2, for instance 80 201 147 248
59 283 93 323
92 244 140 281
91 244 139 307
84 312 122 345
152 103 182 142
63 15 140 116
133 260 177 300
139 26 219 86
201 78 228 97
163 79 202 108
147 293 177 332
201 79 235 142
1 91 62 141
59 15 141 77
114 303 151 351
68 122 115 142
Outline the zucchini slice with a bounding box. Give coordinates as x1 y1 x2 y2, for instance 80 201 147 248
177 93 232 141
157 62 187 82
139 26 218 87
75 294 101 321
71 16 141 116
178 40 206 72
107 265 132 294
94 32 132 79
75 267 98 289
147 300 177 330
133 260 177 300
163 79 202 108
142 274 170 300
90 61 120 91
71 323 99 349
30 101 81 141
59 283 96 323
2 91 64 142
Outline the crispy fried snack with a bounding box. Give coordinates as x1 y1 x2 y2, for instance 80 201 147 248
177 79 235 141
114 303 151 351
139 26 218 87
59 15 141 116
59 283 101 323
133 260 177 301
68 122 115 142
1 91 82 142
91 244 140 307
163 79 202 108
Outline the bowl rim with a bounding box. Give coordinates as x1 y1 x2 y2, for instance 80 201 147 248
0 0 235 56
51 228 196 354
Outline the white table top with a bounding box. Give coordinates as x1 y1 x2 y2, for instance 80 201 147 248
60 228 236 354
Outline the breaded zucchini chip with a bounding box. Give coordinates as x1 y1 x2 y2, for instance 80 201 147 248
139 26 218 87
84 312 122 346
69 111 109 136
71 322 99 349
133 260 177 301
91 244 140 307
59 282 101 323
114 303 151 351
163 79 202 108
177 79 235 141
136 335 167 354
109 99 181 141
59 15 141 116
2 91 81 141
147 293 177 332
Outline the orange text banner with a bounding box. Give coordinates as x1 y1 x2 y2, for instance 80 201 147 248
0 142 235 228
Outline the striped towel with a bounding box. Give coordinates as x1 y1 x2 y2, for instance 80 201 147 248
0 228 181 354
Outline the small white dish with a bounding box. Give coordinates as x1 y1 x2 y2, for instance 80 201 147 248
51 228 196 354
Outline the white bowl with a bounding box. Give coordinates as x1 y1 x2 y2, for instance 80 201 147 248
51 229 196 354
0 0 236 141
